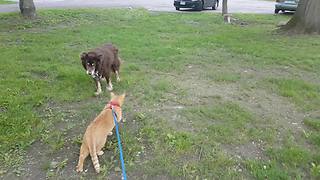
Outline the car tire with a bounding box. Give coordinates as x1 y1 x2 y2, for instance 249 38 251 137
275 9 280 14
196 1 203 11
176 7 180 10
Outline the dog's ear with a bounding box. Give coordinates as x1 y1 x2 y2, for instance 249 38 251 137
81 52 87 70
80 52 87 60
113 47 119 55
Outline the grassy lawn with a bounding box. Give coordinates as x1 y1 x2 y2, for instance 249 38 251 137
0 0 15 4
0 9 320 179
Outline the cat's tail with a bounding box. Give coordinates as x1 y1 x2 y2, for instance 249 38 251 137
89 143 100 173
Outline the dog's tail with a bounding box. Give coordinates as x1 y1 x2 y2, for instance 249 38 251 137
89 143 100 173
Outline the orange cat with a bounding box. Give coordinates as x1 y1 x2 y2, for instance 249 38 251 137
76 92 125 173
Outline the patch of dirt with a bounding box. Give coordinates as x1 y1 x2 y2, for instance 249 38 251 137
231 18 250 27
165 62 314 159
84 61 318 172
0 104 7 113
30 70 50 80
237 65 320 85
223 142 267 160
186 63 308 124
147 98 197 133
19 141 49 179
25 98 101 179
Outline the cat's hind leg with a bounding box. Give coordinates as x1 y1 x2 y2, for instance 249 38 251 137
76 144 89 172
89 145 100 173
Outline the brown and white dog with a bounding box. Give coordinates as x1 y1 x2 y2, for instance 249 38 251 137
81 43 121 95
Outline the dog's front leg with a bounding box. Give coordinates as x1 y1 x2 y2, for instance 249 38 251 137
115 71 120 82
106 77 113 91
94 78 102 95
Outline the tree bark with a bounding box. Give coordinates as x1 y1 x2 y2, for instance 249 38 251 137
19 0 36 18
222 0 230 23
282 0 320 34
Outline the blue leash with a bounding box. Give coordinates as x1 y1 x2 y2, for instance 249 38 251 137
112 107 127 180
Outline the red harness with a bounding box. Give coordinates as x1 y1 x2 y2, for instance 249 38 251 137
105 101 120 109
106 101 121 119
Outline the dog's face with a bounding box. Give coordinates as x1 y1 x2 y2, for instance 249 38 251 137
81 52 102 78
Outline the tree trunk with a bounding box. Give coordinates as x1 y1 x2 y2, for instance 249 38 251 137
282 0 320 34
222 0 230 23
19 0 36 18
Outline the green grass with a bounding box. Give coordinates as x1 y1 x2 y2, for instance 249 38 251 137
208 71 241 83
0 8 320 179
304 117 320 149
0 0 15 4
267 78 320 111
304 118 320 131
246 160 290 180
183 102 256 143
268 146 311 167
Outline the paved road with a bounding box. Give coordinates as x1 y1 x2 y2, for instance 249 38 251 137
0 0 274 14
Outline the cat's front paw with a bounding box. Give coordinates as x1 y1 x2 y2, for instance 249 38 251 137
97 151 104 156
76 166 83 173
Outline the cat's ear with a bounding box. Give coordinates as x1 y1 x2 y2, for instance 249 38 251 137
119 93 126 106
110 92 116 99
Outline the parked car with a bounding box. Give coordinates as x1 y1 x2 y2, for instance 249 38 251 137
174 0 218 11
275 0 299 14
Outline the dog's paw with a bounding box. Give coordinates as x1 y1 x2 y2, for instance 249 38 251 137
106 86 113 91
94 91 102 96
